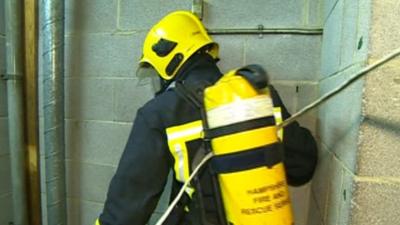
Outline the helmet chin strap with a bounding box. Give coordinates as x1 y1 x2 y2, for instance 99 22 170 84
154 77 175 96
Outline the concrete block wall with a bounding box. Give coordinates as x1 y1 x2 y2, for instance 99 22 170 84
309 0 400 225
57 1 191 224
38 0 322 224
0 0 14 224
310 0 400 225
308 0 369 225
350 0 400 224
309 0 370 224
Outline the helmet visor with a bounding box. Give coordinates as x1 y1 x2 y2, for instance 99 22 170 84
136 64 159 79
135 64 162 94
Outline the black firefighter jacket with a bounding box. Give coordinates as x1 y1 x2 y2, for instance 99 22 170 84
99 53 318 225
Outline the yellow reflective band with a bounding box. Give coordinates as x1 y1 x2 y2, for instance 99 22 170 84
167 122 204 141
166 120 203 195
211 126 279 155
273 107 283 141
95 219 100 225
173 143 186 182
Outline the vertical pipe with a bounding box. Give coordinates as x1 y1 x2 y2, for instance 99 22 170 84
41 0 66 224
5 0 29 224
191 0 204 20
23 0 42 224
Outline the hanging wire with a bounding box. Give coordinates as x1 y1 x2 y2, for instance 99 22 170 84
155 47 400 225
278 47 400 129
155 152 214 225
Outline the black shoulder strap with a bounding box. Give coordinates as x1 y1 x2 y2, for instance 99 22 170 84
174 80 209 110
174 81 229 225
162 192 191 225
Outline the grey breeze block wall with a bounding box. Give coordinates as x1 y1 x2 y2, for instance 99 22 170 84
309 0 400 225
351 0 400 224
0 0 14 224
308 0 366 224
308 0 369 224
39 0 322 225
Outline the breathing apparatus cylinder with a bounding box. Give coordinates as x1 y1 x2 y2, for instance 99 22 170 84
203 65 293 225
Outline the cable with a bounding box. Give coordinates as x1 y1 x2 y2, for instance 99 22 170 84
155 152 214 225
278 47 400 129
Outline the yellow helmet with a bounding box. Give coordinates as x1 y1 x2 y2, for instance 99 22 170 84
139 10 219 80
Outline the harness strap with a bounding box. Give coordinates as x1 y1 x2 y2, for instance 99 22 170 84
163 192 191 225
205 116 276 139
211 143 283 174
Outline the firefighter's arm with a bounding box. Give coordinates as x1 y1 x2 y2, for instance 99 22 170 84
269 85 318 186
97 109 171 225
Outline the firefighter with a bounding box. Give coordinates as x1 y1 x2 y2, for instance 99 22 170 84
97 10 317 225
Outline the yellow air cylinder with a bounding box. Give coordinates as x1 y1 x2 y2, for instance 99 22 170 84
204 69 293 225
